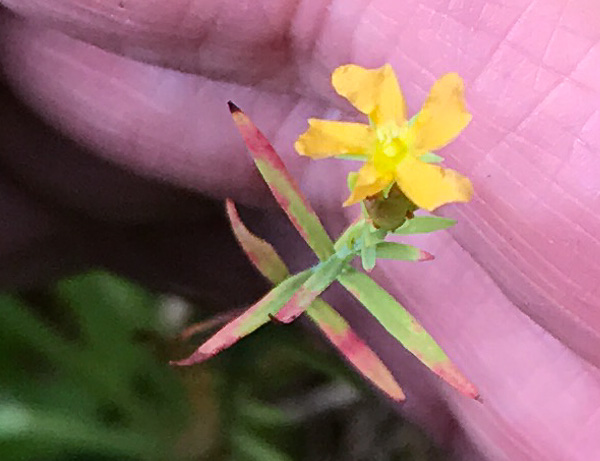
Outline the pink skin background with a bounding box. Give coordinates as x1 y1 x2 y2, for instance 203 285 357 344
0 0 599 459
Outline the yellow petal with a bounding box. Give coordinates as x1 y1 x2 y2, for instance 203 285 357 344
343 163 393 206
395 155 473 211
410 73 472 152
295 119 374 159
332 64 407 126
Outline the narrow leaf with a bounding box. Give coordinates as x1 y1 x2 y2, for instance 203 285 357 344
232 430 294 461
274 255 347 323
179 309 244 340
223 208 404 401
0 403 161 458
361 244 377 271
360 224 379 271
393 215 456 235
307 300 405 401
226 199 290 283
228 102 334 261
171 270 311 366
338 270 478 399
375 242 434 262
333 218 364 253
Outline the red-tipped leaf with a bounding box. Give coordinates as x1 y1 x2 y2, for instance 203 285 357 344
171 270 310 366
226 199 290 283
307 300 405 401
224 201 404 400
274 254 347 323
393 215 456 234
338 269 479 399
228 102 334 261
375 242 434 262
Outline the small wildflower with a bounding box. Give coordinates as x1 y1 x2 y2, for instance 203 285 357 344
295 64 473 211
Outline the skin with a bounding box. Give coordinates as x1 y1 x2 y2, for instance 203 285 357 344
0 0 599 459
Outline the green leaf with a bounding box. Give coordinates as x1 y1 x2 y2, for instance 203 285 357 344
238 399 292 428
226 199 290 283
333 219 364 254
419 152 444 163
382 182 394 198
0 273 189 460
307 300 405 401
222 208 404 401
171 270 311 366
232 429 294 461
0 403 161 459
0 294 150 423
361 244 377 271
359 224 383 271
274 254 349 323
337 270 478 398
375 242 434 262
228 102 334 261
393 215 456 235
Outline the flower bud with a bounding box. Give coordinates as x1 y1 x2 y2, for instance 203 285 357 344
364 184 417 231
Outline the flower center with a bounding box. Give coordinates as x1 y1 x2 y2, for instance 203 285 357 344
372 123 409 174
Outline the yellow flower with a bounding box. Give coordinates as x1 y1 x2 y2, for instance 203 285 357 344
295 64 473 211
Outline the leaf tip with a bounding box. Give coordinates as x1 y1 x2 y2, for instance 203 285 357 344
169 351 211 367
419 250 435 262
432 362 479 399
317 319 406 401
225 197 237 219
227 100 241 114
391 388 406 402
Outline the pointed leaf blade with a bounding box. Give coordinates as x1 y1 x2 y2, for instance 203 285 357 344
274 255 347 323
171 270 311 366
226 199 290 283
375 242 434 262
393 215 456 235
307 299 405 401
223 207 404 401
228 102 334 261
337 270 478 399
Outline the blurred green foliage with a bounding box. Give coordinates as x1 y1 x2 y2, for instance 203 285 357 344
0 273 188 461
0 271 445 461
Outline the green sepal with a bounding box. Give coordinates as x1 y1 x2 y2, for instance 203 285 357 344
347 171 358 192
419 152 444 163
382 182 395 198
337 154 369 162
